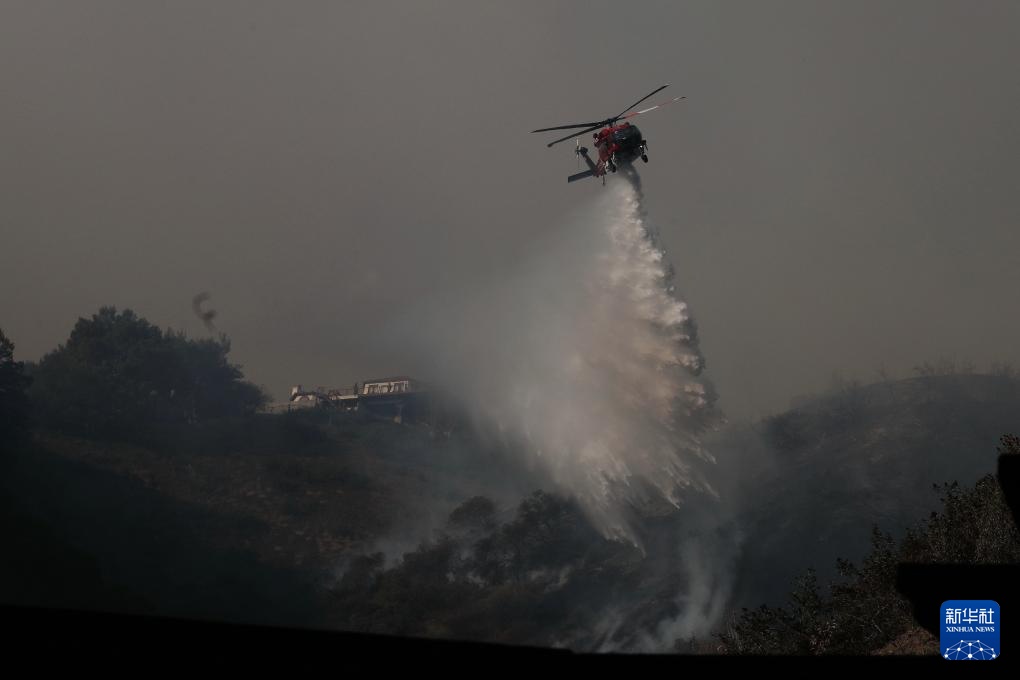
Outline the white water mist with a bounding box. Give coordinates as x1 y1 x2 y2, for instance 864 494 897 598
396 172 720 543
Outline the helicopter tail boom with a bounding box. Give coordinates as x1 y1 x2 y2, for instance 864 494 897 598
568 144 600 183
568 169 596 183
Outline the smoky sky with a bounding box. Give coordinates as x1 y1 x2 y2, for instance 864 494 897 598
2 1 1019 420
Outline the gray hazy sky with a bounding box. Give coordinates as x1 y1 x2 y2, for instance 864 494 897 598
2 1 1019 420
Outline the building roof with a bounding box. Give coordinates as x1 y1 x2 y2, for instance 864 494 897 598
361 376 417 384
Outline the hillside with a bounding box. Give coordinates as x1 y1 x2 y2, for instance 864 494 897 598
0 409 534 627
710 372 1020 607
2 372 1017 648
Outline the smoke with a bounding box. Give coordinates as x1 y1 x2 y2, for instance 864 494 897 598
393 169 722 545
624 530 741 652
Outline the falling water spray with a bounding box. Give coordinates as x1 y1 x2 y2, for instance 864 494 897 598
402 168 722 545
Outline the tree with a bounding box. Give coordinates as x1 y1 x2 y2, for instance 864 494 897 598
0 328 32 451
715 439 1019 655
447 496 498 533
29 307 266 439
716 570 834 655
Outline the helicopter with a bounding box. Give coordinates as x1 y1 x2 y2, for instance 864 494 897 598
531 84 684 184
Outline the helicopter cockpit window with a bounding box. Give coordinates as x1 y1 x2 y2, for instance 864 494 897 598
613 126 640 144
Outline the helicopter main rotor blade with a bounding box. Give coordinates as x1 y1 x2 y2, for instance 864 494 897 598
612 84 669 122
547 123 605 148
531 120 607 133
619 95 686 120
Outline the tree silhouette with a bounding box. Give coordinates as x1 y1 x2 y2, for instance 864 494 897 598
0 328 32 452
29 307 266 439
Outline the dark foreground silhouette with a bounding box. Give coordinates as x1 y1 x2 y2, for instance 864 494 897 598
895 452 1019 645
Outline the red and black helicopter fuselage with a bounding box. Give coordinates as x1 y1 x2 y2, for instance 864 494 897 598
591 121 647 172
531 84 683 184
